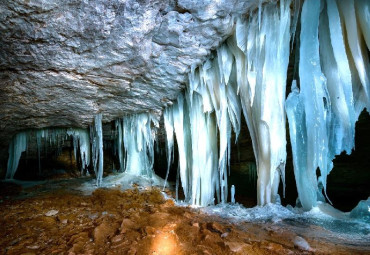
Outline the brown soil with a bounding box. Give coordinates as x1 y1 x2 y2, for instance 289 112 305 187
0 183 368 255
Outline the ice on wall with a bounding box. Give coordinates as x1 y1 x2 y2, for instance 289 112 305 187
119 113 157 177
6 132 27 179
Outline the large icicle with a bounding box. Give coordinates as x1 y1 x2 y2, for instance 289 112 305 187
337 0 370 113
115 119 124 172
187 90 219 206
6 132 27 179
232 0 291 205
123 113 157 177
91 114 104 186
288 0 329 210
163 106 174 187
286 81 316 209
319 0 356 191
172 94 192 201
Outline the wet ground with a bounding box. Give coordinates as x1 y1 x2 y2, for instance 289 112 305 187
0 176 369 255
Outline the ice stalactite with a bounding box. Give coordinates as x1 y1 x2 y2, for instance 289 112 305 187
67 129 91 174
6 132 27 179
163 107 174 188
115 119 124 172
91 114 104 186
172 94 192 201
228 0 291 205
122 113 157 177
355 0 370 51
286 0 370 211
163 0 291 207
6 128 91 179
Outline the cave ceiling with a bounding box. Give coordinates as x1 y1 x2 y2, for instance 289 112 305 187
0 0 264 146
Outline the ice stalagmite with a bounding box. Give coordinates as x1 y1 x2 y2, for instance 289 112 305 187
6 132 27 179
122 113 157 177
91 114 104 186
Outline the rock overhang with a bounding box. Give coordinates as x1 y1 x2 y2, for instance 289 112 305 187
0 0 265 147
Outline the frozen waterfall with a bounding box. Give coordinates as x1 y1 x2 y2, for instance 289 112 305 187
163 0 369 209
163 0 291 206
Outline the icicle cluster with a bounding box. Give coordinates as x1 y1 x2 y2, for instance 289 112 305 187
163 0 291 206
115 113 158 177
6 132 27 179
6 128 91 179
67 129 91 174
286 0 370 210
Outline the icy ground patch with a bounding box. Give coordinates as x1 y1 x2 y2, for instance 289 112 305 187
78 172 169 195
201 201 370 245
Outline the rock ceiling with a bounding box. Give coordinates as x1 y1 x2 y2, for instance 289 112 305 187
0 0 263 146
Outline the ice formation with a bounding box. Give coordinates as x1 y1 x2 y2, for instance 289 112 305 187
91 114 104 186
115 119 124 172
231 185 236 204
6 132 27 179
163 0 291 206
286 0 370 210
3 0 370 214
116 113 158 177
6 128 91 179
163 0 369 211
350 197 370 223
67 129 91 174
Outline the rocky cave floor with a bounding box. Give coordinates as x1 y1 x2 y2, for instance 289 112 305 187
0 175 369 255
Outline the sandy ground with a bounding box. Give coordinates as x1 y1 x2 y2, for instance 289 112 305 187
0 179 369 255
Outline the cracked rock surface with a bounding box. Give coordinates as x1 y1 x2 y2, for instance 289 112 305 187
0 0 262 148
